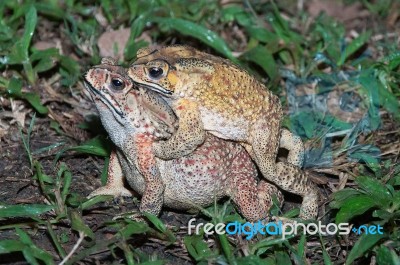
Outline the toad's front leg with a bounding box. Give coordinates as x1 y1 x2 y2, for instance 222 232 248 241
153 99 206 160
128 137 165 216
88 150 133 198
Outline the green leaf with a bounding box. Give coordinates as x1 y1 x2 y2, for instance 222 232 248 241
335 195 377 223
355 176 392 209
153 18 236 63
297 234 306 260
34 2 66 19
246 26 278 43
0 240 25 253
7 77 23 97
81 195 113 210
338 31 371 66
6 5 38 84
283 208 300 218
67 135 111 156
143 212 167 233
376 245 400 265
31 48 60 73
143 212 176 242
319 237 333 265
251 236 293 255
22 249 40 265
124 13 148 61
130 13 149 40
7 77 48 114
8 6 37 63
345 232 385 265
118 221 150 238
16 228 55 265
267 3 298 42
384 51 400 70
30 47 59 62
184 235 216 262
55 135 112 162
283 240 304 265
358 69 381 130
290 112 318 139
139 261 166 265
0 204 54 218
348 146 381 166
69 210 95 240
275 250 292 265
34 160 54 186
392 191 400 210
101 155 110 185
330 189 363 208
59 163 72 202
241 45 278 81
237 255 269 265
377 70 400 120
221 6 244 22
315 21 342 61
59 55 81 87
23 92 48 114
372 209 393 221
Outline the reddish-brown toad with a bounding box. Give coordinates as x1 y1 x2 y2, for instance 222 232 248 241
128 45 318 219
84 58 283 221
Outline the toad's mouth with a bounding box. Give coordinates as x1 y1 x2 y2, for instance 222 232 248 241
83 78 124 117
133 82 173 97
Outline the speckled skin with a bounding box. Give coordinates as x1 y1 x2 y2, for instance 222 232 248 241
83 58 283 221
128 45 318 219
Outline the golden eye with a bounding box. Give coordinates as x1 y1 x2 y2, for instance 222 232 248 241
148 67 164 79
111 78 125 90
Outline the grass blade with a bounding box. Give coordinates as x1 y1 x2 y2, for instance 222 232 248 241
0 204 54 218
345 233 385 265
153 17 236 62
335 195 377 223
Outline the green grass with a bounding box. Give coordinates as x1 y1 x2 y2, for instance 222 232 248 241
0 0 399 264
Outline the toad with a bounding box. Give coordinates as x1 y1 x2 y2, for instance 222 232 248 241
128 45 318 219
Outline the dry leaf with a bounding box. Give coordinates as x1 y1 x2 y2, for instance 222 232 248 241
307 0 368 22
10 99 29 126
98 28 131 60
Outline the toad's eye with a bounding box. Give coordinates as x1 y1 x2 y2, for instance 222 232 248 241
111 78 124 90
148 67 164 79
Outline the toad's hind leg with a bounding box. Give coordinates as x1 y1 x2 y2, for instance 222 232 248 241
227 152 283 222
280 129 304 167
276 162 318 218
250 122 318 219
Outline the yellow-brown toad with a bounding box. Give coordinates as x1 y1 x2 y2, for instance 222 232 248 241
128 45 318 219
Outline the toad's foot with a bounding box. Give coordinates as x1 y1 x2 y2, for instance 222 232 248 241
88 186 133 198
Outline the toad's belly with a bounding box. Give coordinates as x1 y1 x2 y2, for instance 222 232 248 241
121 134 254 210
122 155 227 210
199 106 248 141
157 159 227 209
